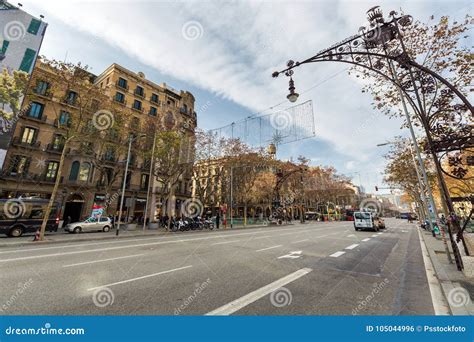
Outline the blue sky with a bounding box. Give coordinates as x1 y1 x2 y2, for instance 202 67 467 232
25 0 471 193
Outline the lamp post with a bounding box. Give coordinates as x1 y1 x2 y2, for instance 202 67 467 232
116 133 145 236
271 6 472 270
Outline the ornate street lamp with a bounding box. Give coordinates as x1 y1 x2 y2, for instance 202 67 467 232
271 6 473 270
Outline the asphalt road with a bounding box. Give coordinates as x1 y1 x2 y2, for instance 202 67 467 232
0 219 435 315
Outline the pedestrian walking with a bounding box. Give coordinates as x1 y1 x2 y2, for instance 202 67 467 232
62 216 71 228
216 211 220 229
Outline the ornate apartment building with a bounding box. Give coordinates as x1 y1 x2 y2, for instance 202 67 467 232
0 61 197 223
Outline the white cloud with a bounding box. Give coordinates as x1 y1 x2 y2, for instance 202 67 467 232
31 0 469 160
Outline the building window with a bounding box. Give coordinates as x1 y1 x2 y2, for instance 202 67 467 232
131 117 140 130
34 80 49 96
135 85 144 97
65 90 78 105
28 102 44 119
0 40 9 54
132 100 142 111
20 127 37 144
115 92 125 103
69 161 80 181
79 163 91 182
149 106 157 116
10 155 29 175
104 147 115 161
51 134 64 150
140 174 149 190
59 111 71 127
27 18 41 35
45 161 59 180
19 48 36 73
117 77 127 89
150 93 159 103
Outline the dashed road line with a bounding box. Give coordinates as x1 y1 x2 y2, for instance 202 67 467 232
361 238 371 242
63 254 144 268
345 244 359 250
329 251 345 258
256 245 283 252
206 268 312 315
211 240 241 246
292 239 309 244
87 265 193 291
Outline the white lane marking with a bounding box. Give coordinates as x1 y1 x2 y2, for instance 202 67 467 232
330 251 345 257
87 265 193 291
62 254 144 268
292 239 309 244
416 228 450 315
345 244 359 250
211 240 241 246
347 234 356 238
252 235 273 240
371 234 378 237
278 251 302 259
0 228 336 262
361 238 371 242
0 225 336 255
206 268 312 315
278 232 295 236
377 233 383 235
256 245 282 252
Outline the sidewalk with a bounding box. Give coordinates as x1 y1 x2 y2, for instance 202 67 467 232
417 225 474 315
0 222 303 248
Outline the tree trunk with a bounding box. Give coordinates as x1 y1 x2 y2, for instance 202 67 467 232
39 140 69 241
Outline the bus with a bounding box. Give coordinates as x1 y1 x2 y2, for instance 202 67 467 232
0 198 60 237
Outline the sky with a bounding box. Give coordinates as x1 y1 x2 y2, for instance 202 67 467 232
22 0 472 194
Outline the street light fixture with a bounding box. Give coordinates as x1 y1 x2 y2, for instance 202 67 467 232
287 77 299 103
271 6 472 270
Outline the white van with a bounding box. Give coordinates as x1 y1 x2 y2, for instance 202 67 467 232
353 212 385 231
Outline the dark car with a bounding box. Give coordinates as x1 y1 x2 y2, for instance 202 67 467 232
0 198 59 237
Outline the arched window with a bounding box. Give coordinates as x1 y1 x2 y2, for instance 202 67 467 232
79 163 91 182
69 161 80 181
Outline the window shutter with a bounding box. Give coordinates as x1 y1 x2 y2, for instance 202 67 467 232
27 19 41 35
19 48 36 73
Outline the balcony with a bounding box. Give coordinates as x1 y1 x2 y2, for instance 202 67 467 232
116 81 129 91
11 137 41 149
46 143 64 154
23 113 47 123
114 98 127 106
32 88 53 99
131 106 143 113
134 89 146 99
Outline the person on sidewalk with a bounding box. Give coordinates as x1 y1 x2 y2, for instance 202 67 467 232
215 211 220 229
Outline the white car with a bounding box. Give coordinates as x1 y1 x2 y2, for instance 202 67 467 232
353 212 385 231
65 217 112 234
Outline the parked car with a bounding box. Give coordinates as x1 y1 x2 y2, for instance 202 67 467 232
353 211 385 231
65 217 112 234
0 198 59 237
